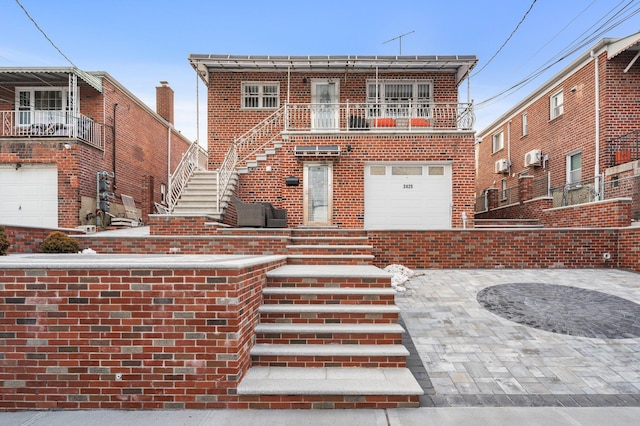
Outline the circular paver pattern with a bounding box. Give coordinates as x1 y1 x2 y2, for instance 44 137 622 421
477 283 640 339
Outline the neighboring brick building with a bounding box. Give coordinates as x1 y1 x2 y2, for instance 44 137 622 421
187 55 478 229
0 68 195 228
476 32 640 220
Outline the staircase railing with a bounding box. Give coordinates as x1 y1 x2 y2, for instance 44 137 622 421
167 141 205 212
214 107 286 212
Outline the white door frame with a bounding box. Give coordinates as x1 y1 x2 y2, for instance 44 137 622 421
303 162 333 226
311 80 339 130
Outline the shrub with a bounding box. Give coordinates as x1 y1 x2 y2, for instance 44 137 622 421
40 232 80 254
0 226 10 255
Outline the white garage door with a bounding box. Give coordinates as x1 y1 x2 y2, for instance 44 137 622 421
0 164 58 227
364 164 451 230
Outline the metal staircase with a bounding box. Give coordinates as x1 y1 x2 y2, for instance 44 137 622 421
169 107 286 217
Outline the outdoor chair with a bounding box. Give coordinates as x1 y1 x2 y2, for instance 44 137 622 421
263 203 287 228
154 202 170 214
230 195 266 227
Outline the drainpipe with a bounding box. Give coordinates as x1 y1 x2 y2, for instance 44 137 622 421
112 103 118 190
167 125 171 191
507 120 512 174
591 50 601 199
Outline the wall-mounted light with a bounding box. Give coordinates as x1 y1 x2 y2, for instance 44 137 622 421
346 144 352 152
302 77 308 84
15 162 21 170
570 86 578 93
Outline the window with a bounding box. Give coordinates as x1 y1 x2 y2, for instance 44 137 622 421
492 131 504 153
501 179 507 200
241 82 279 109
550 90 564 119
567 151 582 184
366 80 432 118
16 87 69 126
522 112 528 136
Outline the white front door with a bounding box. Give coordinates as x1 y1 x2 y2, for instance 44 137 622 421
311 81 339 130
304 163 333 226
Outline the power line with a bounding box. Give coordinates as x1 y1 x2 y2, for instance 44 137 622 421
472 0 538 77
15 0 77 68
476 0 640 108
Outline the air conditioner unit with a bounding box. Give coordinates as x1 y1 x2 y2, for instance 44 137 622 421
525 149 542 167
494 159 509 174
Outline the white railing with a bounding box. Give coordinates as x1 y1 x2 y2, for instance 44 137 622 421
0 110 103 149
213 107 286 212
212 101 474 214
167 141 204 212
284 101 475 132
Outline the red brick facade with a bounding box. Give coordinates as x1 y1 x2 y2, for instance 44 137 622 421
196 56 476 230
476 33 640 221
0 70 192 229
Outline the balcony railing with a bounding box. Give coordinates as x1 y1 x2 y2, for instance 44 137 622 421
0 110 104 150
608 129 640 166
283 101 474 132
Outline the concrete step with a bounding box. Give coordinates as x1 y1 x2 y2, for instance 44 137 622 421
286 254 375 265
250 344 409 358
259 304 399 314
262 287 396 305
266 264 392 288
289 236 369 245
237 366 423 398
249 344 409 367
255 322 404 335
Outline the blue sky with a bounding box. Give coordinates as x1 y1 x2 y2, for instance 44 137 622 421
2 0 639 143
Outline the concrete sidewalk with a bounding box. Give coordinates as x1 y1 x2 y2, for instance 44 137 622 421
2 407 640 425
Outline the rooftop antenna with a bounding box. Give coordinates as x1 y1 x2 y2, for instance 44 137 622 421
383 30 415 55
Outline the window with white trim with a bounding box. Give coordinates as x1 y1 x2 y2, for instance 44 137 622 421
366 80 432 118
550 90 564 120
501 179 507 200
522 112 528 136
241 82 279 109
567 151 582 184
492 131 504 153
16 87 70 126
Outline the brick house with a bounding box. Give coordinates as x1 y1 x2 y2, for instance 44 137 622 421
0 68 195 229
475 31 640 221
185 55 477 229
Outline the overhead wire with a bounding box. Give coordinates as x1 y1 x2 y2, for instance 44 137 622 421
476 0 640 109
15 0 77 68
472 0 538 77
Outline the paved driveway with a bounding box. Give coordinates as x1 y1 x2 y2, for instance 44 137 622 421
397 269 640 407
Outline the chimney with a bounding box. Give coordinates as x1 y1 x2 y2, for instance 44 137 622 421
156 81 174 124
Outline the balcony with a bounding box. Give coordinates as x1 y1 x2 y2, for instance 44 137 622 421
0 110 104 150
283 101 474 133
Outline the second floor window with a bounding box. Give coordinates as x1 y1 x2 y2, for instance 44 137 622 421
366 80 432 118
492 131 504 153
550 90 564 120
16 87 69 125
522 112 528 136
241 82 279 109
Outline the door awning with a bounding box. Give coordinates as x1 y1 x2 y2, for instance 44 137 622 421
294 145 341 157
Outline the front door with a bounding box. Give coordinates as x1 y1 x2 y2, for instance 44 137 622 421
311 81 339 130
304 163 333 226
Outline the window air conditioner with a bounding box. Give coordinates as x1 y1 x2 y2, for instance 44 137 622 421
524 149 542 167
494 159 509 174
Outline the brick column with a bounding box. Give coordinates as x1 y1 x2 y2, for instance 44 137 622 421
487 188 499 211
519 175 533 203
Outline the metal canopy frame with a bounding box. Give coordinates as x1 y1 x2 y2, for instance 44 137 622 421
188 54 478 87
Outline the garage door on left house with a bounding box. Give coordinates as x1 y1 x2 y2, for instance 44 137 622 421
0 164 58 227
